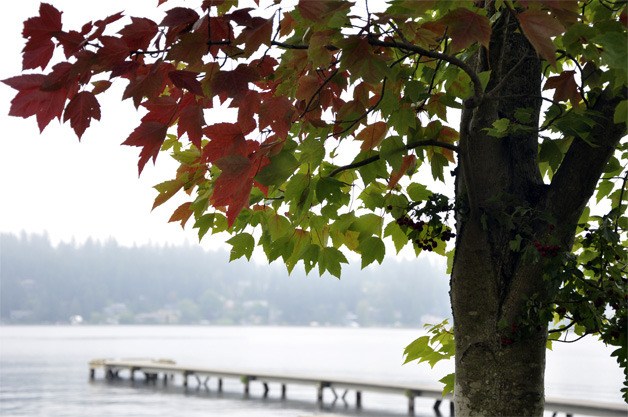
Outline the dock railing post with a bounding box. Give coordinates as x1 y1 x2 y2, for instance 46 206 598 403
356 391 362 408
281 383 286 399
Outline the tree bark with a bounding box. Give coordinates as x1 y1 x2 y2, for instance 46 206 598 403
450 7 626 415
451 11 549 415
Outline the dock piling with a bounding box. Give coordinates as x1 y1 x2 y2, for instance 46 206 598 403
88 359 627 417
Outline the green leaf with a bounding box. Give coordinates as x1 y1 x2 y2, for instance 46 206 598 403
439 373 455 397
227 232 255 261
407 183 433 202
484 118 510 138
358 236 386 268
380 135 405 171
430 153 448 182
256 151 300 186
614 100 627 124
403 335 431 364
384 220 409 253
318 246 348 278
316 177 346 204
596 180 614 203
352 213 383 238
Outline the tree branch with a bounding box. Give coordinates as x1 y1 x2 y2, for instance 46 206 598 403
328 139 459 177
367 36 484 106
547 88 627 231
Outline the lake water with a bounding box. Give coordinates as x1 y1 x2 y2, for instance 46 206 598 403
0 326 624 416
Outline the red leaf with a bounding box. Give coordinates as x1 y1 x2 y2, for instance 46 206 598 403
543 70 581 106
160 7 200 27
141 96 179 124
91 80 112 95
166 31 210 65
63 91 101 138
517 10 565 66
169 202 194 227
440 8 491 52
22 37 55 70
122 121 169 174
97 36 130 68
88 12 125 41
3 74 69 132
388 154 417 189
22 3 62 41
237 90 261 130
258 95 295 139
56 30 86 58
41 62 75 91
168 70 204 96
123 61 173 107
236 17 273 56
177 95 206 149
212 154 255 227
211 64 259 105
2 74 45 91
119 17 158 50
202 122 251 163
356 121 387 151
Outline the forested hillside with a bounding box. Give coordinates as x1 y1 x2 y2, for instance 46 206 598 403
1 233 449 326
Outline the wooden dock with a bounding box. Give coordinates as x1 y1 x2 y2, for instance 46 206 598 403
89 358 628 417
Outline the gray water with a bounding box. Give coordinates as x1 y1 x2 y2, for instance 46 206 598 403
0 326 624 416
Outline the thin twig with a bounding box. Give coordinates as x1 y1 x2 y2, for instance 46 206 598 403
331 78 387 138
367 36 483 107
328 139 459 177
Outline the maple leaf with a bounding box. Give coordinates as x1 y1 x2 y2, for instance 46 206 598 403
211 64 259 105
440 8 491 53
97 36 131 68
123 61 174 108
296 74 321 102
122 121 169 174
119 17 158 50
88 12 125 41
41 62 75 91
160 7 200 27
91 80 112 95
141 96 179 124
202 122 251 162
543 70 581 106
166 32 210 65
169 202 194 227
56 30 86 58
356 121 388 151
297 0 347 23
388 154 417 189
3 74 70 132
517 10 565 66
168 70 204 96
258 95 295 139
236 17 273 57
63 91 101 138
22 3 62 40
212 154 255 227
339 36 387 84
177 94 206 149
22 37 56 71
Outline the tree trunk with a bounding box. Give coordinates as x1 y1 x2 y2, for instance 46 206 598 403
450 7 625 415
451 10 549 415
451 214 547 416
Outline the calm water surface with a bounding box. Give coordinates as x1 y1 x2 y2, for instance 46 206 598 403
0 326 623 416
